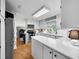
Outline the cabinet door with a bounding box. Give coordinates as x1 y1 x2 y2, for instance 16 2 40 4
32 39 43 59
53 51 70 59
61 0 79 28
43 46 53 59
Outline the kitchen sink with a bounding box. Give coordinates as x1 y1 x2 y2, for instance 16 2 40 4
37 33 63 39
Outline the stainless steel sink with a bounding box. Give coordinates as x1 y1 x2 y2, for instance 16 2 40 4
47 35 63 39
37 33 63 39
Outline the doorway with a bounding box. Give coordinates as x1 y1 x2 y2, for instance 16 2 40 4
16 27 26 46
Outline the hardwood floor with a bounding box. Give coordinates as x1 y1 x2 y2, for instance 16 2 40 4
13 37 33 59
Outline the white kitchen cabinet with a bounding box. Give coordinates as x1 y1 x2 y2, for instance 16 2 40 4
43 46 53 59
61 0 79 28
32 39 53 59
32 39 43 59
53 50 70 59
32 39 71 59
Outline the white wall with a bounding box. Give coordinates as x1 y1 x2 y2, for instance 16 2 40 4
14 13 26 49
14 14 26 27
61 0 79 28
56 14 61 29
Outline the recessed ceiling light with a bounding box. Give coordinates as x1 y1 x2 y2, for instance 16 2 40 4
17 5 21 8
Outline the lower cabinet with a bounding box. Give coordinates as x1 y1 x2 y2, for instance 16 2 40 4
32 39 43 59
32 39 53 59
53 50 70 59
32 39 70 59
43 46 53 59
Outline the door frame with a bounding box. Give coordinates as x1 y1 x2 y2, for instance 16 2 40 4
0 15 5 59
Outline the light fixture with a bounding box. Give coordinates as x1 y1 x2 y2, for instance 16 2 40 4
32 6 50 18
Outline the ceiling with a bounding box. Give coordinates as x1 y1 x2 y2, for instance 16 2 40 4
6 0 61 20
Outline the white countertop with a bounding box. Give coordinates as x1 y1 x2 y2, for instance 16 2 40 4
32 35 79 59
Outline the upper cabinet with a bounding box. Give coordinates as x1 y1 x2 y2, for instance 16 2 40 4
61 0 79 28
0 0 5 19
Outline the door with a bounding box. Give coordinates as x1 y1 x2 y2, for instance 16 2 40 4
5 18 14 59
43 46 53 59
32 39 43 59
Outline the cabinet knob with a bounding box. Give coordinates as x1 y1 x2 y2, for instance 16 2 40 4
49 51 52 54
54 55 57 57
